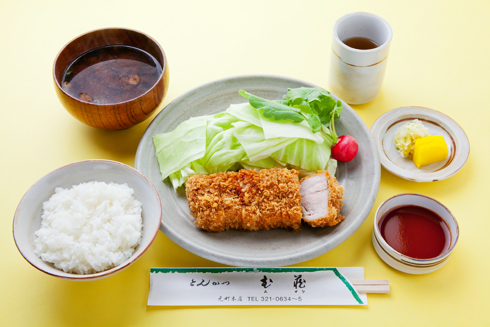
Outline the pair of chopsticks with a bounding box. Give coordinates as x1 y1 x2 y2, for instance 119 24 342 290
351 280 390 293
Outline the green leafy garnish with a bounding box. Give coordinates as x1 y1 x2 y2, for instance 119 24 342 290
153 87 343 191
239 87 342 144
238 90 304 123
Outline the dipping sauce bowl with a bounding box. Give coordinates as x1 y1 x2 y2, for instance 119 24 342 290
53 28 169 130
372 193 459 274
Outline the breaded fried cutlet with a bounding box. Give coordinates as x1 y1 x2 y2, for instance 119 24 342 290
185 168 303 232
300 171 344 227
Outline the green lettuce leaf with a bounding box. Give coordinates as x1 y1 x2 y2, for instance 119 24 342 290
257 109 324 144
271 133 334 172
152 115 208 180
226 103 262 127
239 157 285 170
233 123 297 162
239 90 305 123
283 87 340 125
202 114 246 173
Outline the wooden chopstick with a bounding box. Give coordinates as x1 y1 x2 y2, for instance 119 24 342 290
350 280 390 294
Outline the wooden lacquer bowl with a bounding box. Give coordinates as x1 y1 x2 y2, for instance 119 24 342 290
53 28 169 130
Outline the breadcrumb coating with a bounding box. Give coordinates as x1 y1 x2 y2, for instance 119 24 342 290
185 168 303 232
300 171 344 227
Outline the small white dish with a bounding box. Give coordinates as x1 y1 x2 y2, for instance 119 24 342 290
371 106 469 182
372 193 459 274
13 160 162 281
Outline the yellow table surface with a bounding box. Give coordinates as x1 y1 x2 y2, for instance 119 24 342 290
2 0 489 326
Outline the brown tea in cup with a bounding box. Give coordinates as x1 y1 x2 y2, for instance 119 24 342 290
342 36 380 50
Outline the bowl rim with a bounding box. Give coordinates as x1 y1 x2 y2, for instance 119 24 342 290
52 27 167 106
371 232 451 274
373 192 459 265
12 159 162 280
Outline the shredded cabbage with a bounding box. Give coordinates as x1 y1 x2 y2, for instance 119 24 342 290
152 88 340 191
394 119 430 158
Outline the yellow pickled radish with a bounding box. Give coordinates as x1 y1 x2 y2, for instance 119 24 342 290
413 135 449 168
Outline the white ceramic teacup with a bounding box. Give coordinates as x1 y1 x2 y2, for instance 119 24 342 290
329 12 393 105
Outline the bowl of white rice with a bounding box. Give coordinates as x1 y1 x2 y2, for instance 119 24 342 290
13 159 162 280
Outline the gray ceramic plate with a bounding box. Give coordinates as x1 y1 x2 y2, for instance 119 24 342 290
135 75 380 267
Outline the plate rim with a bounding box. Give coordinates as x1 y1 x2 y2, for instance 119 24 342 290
135 74 381 266
370 105 470 182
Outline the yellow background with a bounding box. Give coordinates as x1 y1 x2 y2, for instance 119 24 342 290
1 0 489 326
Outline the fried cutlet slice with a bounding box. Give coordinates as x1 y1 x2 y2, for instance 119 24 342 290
300 171 344 227
185 168 303 232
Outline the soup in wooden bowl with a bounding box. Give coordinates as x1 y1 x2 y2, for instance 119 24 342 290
53 28 169 130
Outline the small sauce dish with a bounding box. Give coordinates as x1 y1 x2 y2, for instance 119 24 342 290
370 106 470 182
372 193 459 274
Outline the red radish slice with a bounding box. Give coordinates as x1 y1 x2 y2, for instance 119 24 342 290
332 135 358 162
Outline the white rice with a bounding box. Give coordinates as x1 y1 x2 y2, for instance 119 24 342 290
34 181 143 274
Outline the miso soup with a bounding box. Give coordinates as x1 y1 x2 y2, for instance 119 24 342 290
62 45 162 104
